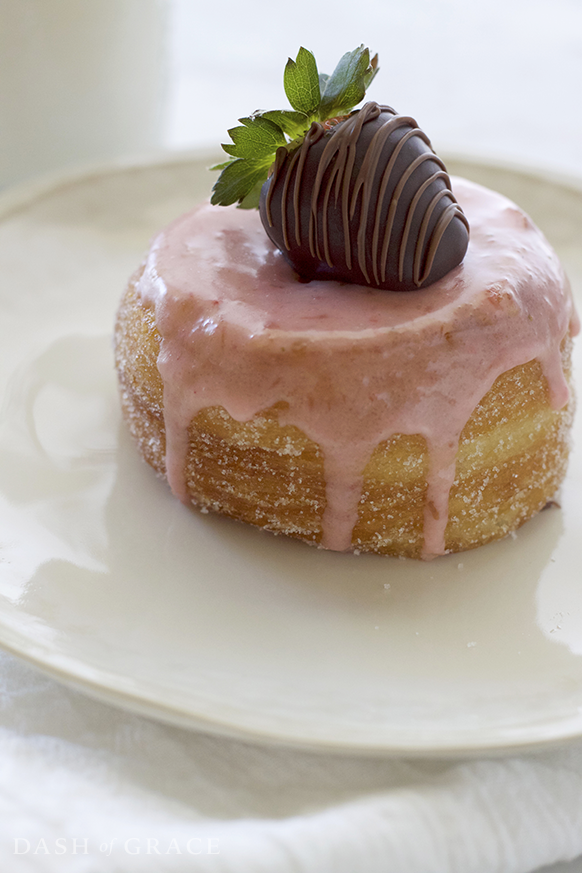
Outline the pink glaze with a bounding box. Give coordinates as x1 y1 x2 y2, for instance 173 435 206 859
136 177 577 559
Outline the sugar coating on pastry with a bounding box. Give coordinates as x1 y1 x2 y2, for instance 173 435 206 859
115 177 578 559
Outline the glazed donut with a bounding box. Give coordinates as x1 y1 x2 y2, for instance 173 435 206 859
114 177 577 559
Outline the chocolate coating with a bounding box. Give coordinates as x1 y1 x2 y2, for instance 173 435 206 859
259 102 469 292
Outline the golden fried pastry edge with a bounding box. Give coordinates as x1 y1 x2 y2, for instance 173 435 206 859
114 275 575 558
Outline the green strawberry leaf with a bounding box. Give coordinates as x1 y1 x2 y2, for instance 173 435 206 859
211 46 379 208
209 159 235 172
210 157 272 208
238 177 264 209
261 109 311 139
221 115 286 160
363 53 379 90
283 47 320 114
319 46 378 119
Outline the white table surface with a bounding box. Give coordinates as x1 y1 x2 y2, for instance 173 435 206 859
2 1 582 871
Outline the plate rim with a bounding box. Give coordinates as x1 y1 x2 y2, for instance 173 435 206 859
1 146 582 222
0 151 581 758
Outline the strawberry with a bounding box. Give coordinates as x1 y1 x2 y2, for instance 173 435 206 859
212 47 468 292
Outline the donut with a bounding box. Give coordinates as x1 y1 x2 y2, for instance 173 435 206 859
114 177 577 559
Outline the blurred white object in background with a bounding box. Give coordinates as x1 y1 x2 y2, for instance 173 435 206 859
165 0 582 180
0 0 168 189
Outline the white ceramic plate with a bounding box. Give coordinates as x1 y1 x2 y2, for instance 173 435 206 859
0 154 580 757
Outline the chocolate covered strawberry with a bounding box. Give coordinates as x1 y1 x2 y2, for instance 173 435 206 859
212 46 469 292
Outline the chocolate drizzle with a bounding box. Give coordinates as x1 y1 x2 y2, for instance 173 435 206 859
260 102 470 292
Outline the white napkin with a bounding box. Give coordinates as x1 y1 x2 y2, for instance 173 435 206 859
1 651 582 873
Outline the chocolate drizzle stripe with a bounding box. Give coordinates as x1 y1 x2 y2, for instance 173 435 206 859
293 124 323 247
351 117 412 282
339 109 376 268
413 188 454 286
333 134 352 266
310 131 341 262
339 138 355 268
379 151 437 283
319 165 337 267
315 152 343 266
350 116 401 224
419 202 469 286
265 147 287 228
398 170 449 282
281 147 301 250
370 125 431 285
308 105 382 271
292 148 307 246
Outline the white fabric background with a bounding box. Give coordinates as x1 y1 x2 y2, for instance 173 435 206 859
3 648 582 873
1 1 582 871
